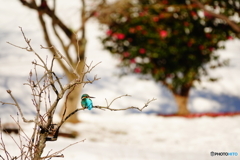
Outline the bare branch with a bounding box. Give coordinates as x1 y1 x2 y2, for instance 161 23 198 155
0 101 16 106
51 22 73 65
81 61 102 84
62 95 156 121
40 45 81 78
6 41 32 51
60 85 77 124
37 14 70 75
3 12 156 159
3 90 34 123
94 95 157 112
18 27 49 71
62 108 85 125
0 121 14 160
40 139 85 159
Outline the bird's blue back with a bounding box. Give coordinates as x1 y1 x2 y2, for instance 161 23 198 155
81 98 93 110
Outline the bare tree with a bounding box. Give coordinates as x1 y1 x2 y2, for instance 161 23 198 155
0 27 155 160
17 0 105 123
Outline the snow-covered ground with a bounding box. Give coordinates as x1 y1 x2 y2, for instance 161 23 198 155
1 113 240 160
0 0 240 159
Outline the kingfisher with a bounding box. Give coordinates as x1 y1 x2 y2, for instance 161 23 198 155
81 94 94 110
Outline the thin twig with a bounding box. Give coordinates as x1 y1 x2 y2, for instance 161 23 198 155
0 121 12 160
41 45 81 78
3 25 156 160
62 95 156 122
94 96 156 112
6 42 31 51
40 139 86 159
62 108 85 124
4 90 35 123
61 85 77 123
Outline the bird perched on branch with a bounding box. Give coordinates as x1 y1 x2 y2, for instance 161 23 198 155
81 94 94 110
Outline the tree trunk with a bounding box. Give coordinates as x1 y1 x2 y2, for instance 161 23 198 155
60 84 82 123
174 94 190 115
172 83 192 115
59 61 85 123
33 133 47 160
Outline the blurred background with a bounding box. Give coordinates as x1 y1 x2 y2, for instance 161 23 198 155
0 0 240 159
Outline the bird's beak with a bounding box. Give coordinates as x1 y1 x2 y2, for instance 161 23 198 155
89 96 95 98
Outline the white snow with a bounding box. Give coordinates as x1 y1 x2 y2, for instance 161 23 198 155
1 113 240 160
0 0 240 159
